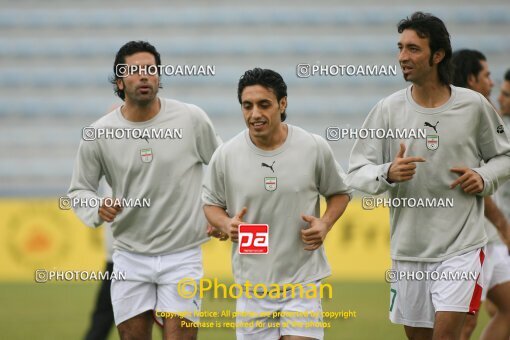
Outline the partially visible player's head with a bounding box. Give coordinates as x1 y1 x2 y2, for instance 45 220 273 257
397 12 452 86
238 68 288 141
110 41 162 103
451 49 493 99
499 70 510 116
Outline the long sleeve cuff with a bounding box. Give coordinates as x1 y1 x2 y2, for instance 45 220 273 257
472 167 493 196
378 162 398 189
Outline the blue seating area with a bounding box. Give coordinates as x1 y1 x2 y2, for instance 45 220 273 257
1 1 509 196
2 35 510 59
1 6 509 29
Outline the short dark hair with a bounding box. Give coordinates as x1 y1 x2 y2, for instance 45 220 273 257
398 12 452 85
109 41 162 101
451 49 487 88
505 69 510 82
237 68 288 122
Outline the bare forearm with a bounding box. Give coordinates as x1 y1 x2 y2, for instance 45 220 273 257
321 194 350 230
484 196 507 232
203 205 231 234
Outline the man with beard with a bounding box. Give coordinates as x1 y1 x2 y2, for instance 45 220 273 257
346 13 510 340
69 41 221 340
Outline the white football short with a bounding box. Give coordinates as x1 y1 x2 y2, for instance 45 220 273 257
235 281 324 340
111 247 203 325
389 247 485 328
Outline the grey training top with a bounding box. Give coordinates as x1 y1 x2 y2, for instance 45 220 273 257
203 125 352 286
347 85 510 261
69 98 220 255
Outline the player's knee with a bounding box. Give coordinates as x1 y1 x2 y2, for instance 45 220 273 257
496 309 510 323
117 328 130 340
433 328 463 340
163 319 197 340
117 313 152 340
163 327 197 340
404 326 432 340
118 327 146 340
405 333 429 340
497 299 510 316
460 314 477 338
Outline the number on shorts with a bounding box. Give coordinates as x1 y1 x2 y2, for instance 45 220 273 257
389 288 397 312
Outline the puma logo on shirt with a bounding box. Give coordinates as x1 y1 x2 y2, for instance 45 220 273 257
424 121 439 133
261 161 275 173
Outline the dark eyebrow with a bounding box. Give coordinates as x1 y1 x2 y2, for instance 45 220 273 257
398 42 420 49
242 98 273 106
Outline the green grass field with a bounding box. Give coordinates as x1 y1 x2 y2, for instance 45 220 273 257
0 281 490 339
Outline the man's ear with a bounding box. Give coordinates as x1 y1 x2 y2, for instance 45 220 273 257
467 74 477 88
117 78 124 91
279 96 287 112
433 49 445 65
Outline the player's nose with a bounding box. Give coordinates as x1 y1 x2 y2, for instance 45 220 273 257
251 107 263 119
398 49 409 63
139 72 148 81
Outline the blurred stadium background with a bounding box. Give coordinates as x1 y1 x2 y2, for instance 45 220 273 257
0 0 508 338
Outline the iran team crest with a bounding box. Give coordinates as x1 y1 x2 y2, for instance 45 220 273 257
264 177 277 191
140 148 153 163
426 135 439 150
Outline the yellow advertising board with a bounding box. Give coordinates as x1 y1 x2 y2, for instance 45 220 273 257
0 198 391 281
